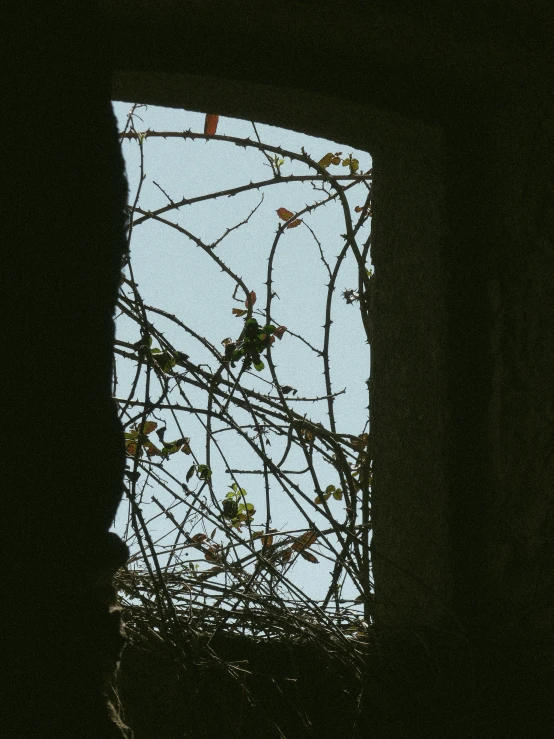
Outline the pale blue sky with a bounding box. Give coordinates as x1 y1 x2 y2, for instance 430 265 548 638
112 102 372 604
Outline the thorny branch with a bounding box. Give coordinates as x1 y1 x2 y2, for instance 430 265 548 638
113 106 374 669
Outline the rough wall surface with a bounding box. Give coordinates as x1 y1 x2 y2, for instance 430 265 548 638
485 101 554 634
2 0 553 736
108 3 554 733
3 3 130 736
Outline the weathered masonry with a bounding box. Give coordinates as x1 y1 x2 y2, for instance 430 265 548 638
4 2 553 736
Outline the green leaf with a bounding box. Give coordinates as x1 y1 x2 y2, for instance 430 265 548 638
325 485 336 494
318 152 334 168
155 351 176 372
197 464 212 480
314 493 331 505
342 155 359 173
162 441 182 457
253 360 264 371
229 484 247 498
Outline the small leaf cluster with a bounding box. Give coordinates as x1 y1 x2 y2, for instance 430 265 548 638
318 151 360 173
279 530 319 565
276 207 301 229
125 420 191 459
222 483 256 529
314 484 343 505
224 317 285 372
134 337 188 374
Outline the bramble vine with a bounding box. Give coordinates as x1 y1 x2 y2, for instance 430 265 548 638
113 106 374 657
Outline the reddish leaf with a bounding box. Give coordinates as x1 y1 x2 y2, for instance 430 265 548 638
273 326 287 339
300 550 319 564
144 441 161 457
245 291 257 308
191 533 207 543
276 207 294 221
277 208 302 228
292 530 318 552
138 421 157 435
204 546 221 562
204 114 219 135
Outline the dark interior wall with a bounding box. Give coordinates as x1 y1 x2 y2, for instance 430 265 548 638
110 3 554 733
483 102 554 634
4 3 131 736
111 76 459 628
3 0 553 736
104 0 553 131
107 0 554 632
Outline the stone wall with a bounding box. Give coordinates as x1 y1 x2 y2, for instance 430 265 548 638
3 1 553 735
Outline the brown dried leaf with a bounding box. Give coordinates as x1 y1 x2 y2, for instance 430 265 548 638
204 114 219 135
292 530 318 552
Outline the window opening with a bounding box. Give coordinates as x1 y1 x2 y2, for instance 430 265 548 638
112 103 373 650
